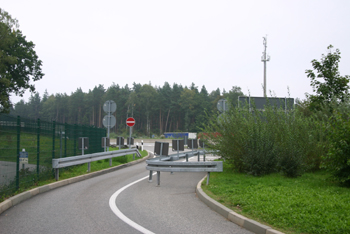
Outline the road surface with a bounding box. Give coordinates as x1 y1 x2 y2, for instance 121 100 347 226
0 145 252 234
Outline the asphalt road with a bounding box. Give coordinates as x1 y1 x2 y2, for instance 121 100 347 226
0 145 252 234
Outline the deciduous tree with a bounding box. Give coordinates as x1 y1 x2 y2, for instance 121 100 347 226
306 45 349 111
0 8 44 113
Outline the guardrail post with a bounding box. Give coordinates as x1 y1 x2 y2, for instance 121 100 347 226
203 142 206 161
55 168 59 181
197 151 200 162
207 172 210 185
157 171 160 186
186 153 188 162
149 170 153 182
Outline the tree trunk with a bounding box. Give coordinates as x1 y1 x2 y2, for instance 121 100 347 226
159 108 162 136
56 106 59 121
92 107 94 126
165 109 170 133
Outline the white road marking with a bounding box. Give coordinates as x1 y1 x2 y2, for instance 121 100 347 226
109 152 219 234
109 174 155 234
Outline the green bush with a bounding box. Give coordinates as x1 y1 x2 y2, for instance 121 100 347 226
322 111 350 186
202 102 322 177
241 117 277 176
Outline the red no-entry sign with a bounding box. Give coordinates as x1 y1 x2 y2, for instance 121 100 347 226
126 117 135 127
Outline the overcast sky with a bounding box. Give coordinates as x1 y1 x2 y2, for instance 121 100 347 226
3 0 350 104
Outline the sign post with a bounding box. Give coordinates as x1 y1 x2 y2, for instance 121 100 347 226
126 117 135 159
103 100 116 166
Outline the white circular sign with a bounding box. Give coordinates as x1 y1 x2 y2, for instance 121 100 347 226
103 115 116 128
103 100 117 113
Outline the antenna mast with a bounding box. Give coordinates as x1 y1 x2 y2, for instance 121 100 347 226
261 36 270 97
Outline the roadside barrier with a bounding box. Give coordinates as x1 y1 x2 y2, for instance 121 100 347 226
52 149 141 180
146 150 223 186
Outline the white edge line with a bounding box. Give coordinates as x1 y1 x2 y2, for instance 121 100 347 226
109 174 155 234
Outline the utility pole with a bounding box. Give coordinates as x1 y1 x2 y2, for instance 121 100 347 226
261 36 270 97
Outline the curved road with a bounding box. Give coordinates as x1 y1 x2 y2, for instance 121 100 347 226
0 146 252 234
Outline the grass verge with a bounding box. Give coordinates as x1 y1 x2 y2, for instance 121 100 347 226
201 162 350 234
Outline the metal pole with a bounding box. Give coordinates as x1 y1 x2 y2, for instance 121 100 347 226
264 59 267 97
82 138 90 172
177 140 179 157
73 124 77 156
16 116 20 190
64 123 67 158
55 168 59 181
82 138 84 156
107 101 111 149
262 36 270 98
203 142 206 162
157 171 160 186
207 172 210 185
60 126 62 158
149 170 153 182
108 102 112 166
129 127 131 149
37 118 40 177
52 121 56 160
104 138 106 152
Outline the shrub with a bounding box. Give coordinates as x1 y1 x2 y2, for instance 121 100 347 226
322 111 350 186
202 101 322 177
242 123 277 176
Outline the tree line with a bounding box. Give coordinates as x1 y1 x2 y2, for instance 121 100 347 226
10 82 244 137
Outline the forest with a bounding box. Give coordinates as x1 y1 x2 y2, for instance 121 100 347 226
10 82 244 137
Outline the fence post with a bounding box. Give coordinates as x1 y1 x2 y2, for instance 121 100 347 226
74 124 77 156
37 118 40 177
64 123 67 157
16 116 20 190
52 121 56 177
52 121 56 159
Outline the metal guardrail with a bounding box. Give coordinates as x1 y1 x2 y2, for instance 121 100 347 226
52 148 141 180
146 150 223 186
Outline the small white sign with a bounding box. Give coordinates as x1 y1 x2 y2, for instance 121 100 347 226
19 152 28 164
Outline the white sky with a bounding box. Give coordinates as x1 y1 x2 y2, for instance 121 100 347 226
3 0 350 103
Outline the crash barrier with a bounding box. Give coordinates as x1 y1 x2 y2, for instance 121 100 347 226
52 148 142 181
146 150 222 186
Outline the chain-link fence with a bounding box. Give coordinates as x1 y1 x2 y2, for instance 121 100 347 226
0 114 106 198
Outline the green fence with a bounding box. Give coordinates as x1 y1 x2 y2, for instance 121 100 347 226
0 114 106 198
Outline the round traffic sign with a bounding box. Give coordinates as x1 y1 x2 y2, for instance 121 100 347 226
217 99 229 112
103 115 116 128
126 117 135 127
103 100 117 113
